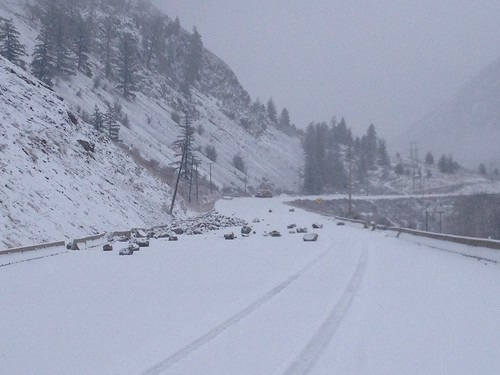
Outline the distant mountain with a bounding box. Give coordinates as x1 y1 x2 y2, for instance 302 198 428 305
396 58 500 169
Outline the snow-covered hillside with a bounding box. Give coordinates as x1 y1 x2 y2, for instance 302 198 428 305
0 0 303 247
0 57 173 248
0 0 303 193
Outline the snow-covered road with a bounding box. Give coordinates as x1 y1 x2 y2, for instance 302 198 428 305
1 196 499 374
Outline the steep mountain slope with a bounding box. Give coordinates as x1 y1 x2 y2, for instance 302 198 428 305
0 0 303 247
397 58 500 169
0 57 174 248
0 0 302 194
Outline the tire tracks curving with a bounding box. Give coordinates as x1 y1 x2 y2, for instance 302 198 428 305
141 250 330 375
282 248 368 375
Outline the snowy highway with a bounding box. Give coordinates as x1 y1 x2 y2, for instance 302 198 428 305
1 196 499 374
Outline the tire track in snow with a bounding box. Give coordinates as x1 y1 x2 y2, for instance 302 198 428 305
0 251 67 268
141 250 330 375
282 248 368 375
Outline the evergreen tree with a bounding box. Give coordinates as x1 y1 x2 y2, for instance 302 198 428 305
438 154 459 174
31 0 75 77
303 124 318 193
315 122 328 182
437 155 447 172
173 16 181 32
325 143 347 190
394 163 405 175
357 152 368 183
278 107 290 132
345 127 353 148
0 18 27 67
117 32 138 98
249 98 268 132
479 163 487 175
142 13 166 69
47 0 75 76
105 106 120 140
173 110 196 180
302 123 328 194
91 104 104 131
73 13 92 75
377 139 390 166
335 117 348 145
184 26 203 86
353 136 361 157
266 97 277 124
204 144 217 162
233 154 246 173
425 152 434 165
365 124 377 169
100 16 117 78
31 25 56 85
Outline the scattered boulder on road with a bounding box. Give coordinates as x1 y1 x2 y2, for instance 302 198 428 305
224 232 236 240
134 238 149 247
146 210 247 239
103 243 113 251
241 226 252 235
119 247 134 255
303 233 319 242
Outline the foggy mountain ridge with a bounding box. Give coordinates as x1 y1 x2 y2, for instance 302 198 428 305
398 57 500 169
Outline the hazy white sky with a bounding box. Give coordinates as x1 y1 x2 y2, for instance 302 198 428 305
152 0 500 139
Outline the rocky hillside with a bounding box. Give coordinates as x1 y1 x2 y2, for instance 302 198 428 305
0 57 174 247
0 0 302 192
0 0 304 247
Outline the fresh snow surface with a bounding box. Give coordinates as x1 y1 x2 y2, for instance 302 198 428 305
1 197 499 374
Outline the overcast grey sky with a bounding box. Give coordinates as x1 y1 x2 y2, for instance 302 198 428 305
152 0 500 139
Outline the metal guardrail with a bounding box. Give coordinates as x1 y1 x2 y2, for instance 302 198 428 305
0 229 134 254
391 227 500 250
70 230 132 250
334 215 500 250
70 233 107 250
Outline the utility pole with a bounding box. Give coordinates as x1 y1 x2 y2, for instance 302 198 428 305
188 154 194 203
208 162 213 194
410 142 417 195
170 142 187 214
348 148 353 218
195 159 199 201
298 170 303 194
170 110 189 214
244 170 247 194
437 207 444 233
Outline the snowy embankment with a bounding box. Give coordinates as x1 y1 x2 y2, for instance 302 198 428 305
1 197 499 375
